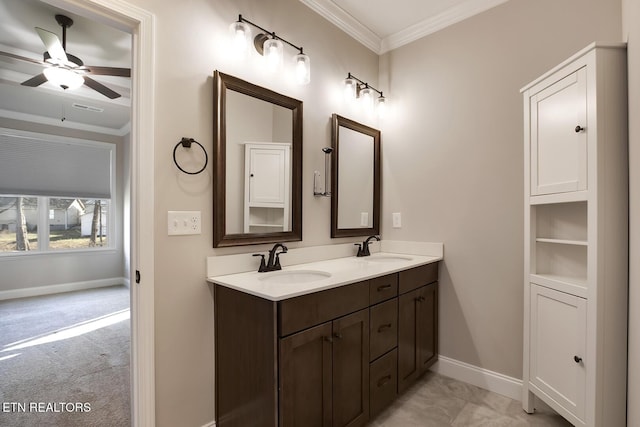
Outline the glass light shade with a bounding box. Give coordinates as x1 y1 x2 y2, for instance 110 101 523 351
294 53 311 85
376 96 387 118
359 86 375 110
229 21 252 53
343 77 357 100
263 38 284 71
44 67 84 90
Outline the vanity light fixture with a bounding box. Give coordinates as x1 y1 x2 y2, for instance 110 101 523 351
343 72 387 116
230 15 310 85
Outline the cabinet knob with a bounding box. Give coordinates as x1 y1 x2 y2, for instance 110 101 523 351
575 125 585 133
376 375 392 388
377 323 392 333
324 336 333 343
333 332 343 340
574 355 583 364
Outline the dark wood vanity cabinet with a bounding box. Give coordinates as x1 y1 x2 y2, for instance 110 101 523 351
397 265 439 393
214 261 439 427
280 309 369 427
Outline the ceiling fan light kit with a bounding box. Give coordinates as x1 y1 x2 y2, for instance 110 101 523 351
1 13 132 99
230 14 310 85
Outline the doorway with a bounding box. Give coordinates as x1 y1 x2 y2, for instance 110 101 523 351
0 0 155 425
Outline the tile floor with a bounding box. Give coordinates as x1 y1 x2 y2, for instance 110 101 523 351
370 372 573 426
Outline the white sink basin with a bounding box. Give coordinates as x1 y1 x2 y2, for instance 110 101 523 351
259 270 332 284
364 255 413 263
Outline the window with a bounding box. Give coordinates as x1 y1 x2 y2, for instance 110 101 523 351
0 129 115 255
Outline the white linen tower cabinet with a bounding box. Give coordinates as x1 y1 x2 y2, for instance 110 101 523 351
521 43 628 427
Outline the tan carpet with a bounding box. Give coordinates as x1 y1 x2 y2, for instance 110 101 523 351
0 285 130 427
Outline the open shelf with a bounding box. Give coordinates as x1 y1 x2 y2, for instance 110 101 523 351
534 241 587 288
534 201 587 242
535 238 587 246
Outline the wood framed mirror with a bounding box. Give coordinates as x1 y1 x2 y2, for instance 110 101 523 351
213 71 302 247
331 114 380 238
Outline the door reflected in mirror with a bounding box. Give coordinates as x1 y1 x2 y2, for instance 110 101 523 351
213 71 302 247
331 114 380 238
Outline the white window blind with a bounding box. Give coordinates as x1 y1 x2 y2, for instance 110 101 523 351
0 130 113 199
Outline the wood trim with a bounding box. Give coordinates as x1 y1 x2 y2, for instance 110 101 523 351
213 71 303 247
330 114 380 238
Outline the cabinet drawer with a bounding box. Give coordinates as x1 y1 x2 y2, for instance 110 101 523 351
369 349 397 418
370 299 398 361
369 274 398 305
399 263 439 294
279 281 369 337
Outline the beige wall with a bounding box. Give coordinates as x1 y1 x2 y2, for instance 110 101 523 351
123 0 378 425
623 0 640 425
380 0 622 379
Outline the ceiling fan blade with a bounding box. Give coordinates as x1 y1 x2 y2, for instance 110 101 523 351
21 73 48 87
83 65 131 77
35 27 67 63
83 76 121 99
0 50 45 65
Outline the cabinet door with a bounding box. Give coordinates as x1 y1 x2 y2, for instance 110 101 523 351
417 282 438 373
398 283 438 393
248 146 288 205
530 68 587 196
280 322 332 427
332 309 370 427
529 284 586 421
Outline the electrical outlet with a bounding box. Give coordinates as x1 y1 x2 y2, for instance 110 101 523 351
392 212 402 228
168 211 201 235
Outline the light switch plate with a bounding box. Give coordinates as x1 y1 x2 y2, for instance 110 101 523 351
168 211 201 235
360 212 369 226
392 212 402 228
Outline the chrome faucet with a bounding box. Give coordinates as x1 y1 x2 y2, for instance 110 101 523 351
355 235 380 257
254 243 288 272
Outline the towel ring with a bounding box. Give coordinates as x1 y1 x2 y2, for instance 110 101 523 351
173 137 208 175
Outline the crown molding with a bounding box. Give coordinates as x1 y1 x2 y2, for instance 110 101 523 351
301 0 511 55
299 0 382 53
380 0 510 53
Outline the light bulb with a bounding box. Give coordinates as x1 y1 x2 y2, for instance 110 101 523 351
343 77 357 101
43 67 84 90
229 21 251 55
263 38 283 72
359 86 374 110
294 53 310 85
376 96 387 118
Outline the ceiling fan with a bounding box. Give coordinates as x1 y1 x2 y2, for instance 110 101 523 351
0 14 130 99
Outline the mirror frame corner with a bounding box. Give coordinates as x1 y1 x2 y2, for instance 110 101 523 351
330 113 381 238
213 71 303 247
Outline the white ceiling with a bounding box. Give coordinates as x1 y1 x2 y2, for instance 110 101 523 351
0 0 131 136
301 0 511 53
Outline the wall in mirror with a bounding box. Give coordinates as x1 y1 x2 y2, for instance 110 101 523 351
331 114 380 238
213 71 302 247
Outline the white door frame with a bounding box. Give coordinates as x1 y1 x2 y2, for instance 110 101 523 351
42 0 156 425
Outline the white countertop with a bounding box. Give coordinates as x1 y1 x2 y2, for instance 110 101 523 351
207 252 442 301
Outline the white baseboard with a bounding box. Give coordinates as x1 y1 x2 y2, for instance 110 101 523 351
0 277 128 301
431 355 523 401
200 421 215 427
